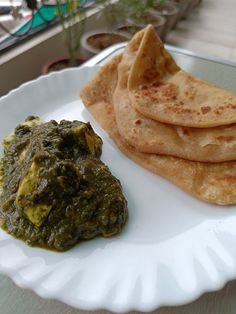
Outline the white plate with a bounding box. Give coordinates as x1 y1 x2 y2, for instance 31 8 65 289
1 65 236 313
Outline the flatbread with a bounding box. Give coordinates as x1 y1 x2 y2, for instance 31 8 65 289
80 54 121 108
128 25 236 128
111 37 236 162
80 26 236 205
86 98 236 205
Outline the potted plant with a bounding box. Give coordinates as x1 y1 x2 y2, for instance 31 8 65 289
152 0 179 39
171 0 201 20
42 0 87 74
117 0 166 39
170 0 190 23
80 0 130 58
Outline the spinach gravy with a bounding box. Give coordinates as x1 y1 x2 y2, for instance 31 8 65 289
0 117 128 251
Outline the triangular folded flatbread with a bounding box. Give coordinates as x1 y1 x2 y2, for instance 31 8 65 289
128 25 236 128
111 27 236 162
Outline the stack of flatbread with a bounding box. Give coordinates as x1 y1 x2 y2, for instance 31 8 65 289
80 25 236 205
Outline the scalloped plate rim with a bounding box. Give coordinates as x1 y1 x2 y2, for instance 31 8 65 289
1 66 236 313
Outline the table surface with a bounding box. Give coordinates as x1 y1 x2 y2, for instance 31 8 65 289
1 274 236 314
1 44 236 314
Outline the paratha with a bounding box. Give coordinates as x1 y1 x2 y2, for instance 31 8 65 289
80 54 236 205
113 35 236 162
80 26 236 205
128 25 236 128
81 71 236 205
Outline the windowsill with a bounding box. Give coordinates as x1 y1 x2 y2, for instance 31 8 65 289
0 5 100 66
0 5 106 96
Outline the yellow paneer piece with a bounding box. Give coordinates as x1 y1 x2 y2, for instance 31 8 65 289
3 132 16 153
15 162 52 227
73 124 96 153
0 159 3 196
3 117 44 165
73 124 101 156
3 116 43 153
2 117 49 226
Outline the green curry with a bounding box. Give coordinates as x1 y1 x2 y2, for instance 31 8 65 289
0 117 128 251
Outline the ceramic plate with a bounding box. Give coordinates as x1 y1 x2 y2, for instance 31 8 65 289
1 65 236 313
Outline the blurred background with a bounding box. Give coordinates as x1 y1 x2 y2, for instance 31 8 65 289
0 0 235 95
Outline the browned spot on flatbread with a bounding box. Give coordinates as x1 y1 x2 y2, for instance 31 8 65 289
216 174 236 184
201 106 211 114
134 119 142 125
216 135 235 142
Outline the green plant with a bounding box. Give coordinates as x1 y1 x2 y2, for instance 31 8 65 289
158 0 167 5
95 0 123 29
56 0 86 65
119 0 155 20
92 0 167 30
